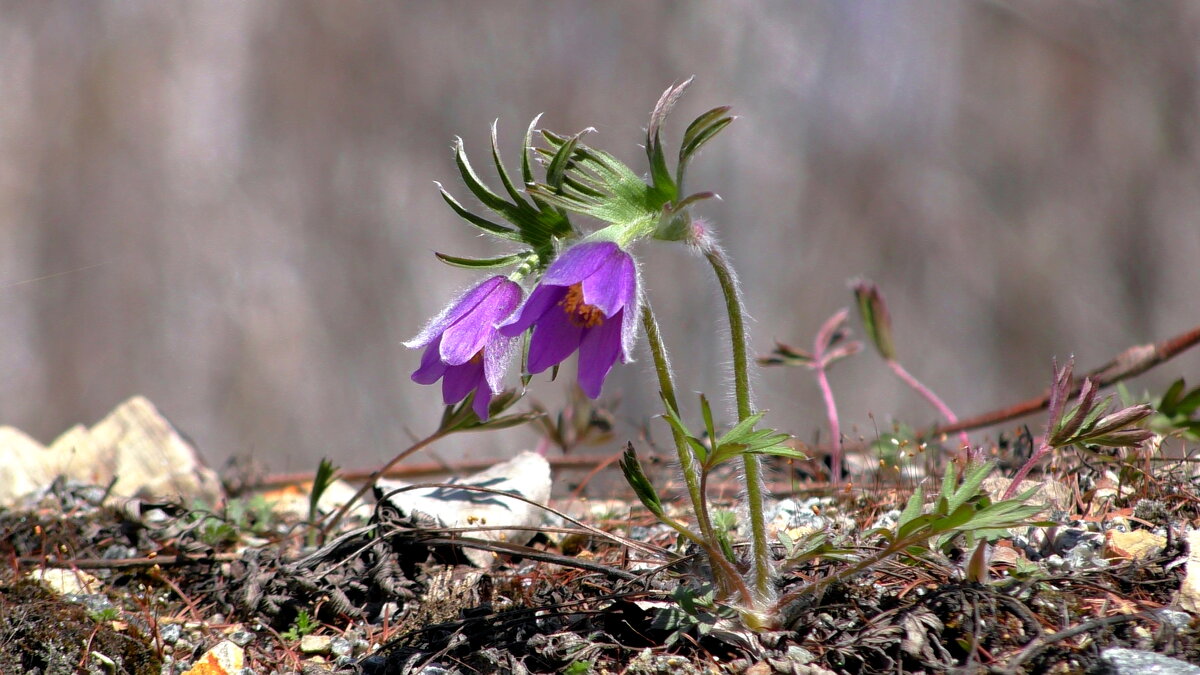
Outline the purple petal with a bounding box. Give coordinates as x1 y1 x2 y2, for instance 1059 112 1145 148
619 269 641 360
542 241 620 287
439 322 490 366
580 247 635 317
411 338 448 384
403 276 507 349
483 335 514 394
442 359 485 405
499 284 566 337
471 385 493 420
465 386 489 417
526 304 584 374
577 308 624 398
440 279 521 365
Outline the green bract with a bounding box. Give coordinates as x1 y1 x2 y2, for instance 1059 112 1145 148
526 78 731 246
440 119 574 263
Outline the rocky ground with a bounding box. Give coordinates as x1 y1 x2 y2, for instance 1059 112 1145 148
3 395 1200 674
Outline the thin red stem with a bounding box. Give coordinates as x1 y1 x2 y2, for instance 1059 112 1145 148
814 361 843 484
888 359 971 450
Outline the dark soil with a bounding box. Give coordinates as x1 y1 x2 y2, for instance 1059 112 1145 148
2 456 1199 675
0 577 161 675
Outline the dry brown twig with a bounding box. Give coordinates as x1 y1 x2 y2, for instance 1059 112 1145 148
929 325 1200 437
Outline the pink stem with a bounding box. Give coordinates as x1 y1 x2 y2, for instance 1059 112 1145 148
815 361 843 484
1003 440 1051 499
888 359 971 451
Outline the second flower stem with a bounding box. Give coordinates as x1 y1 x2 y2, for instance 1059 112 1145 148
704 246 772 604
640 304 717 549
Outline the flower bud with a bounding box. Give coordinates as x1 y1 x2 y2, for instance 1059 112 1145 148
852 280 896 361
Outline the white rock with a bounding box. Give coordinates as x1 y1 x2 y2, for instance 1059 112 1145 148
376 450 552 567
982 476 1072 515
1178 529 1200 614
27 568 103 595
0 427 53 502
0 396 223 507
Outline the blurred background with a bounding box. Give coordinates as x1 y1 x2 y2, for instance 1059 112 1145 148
2 1 1197 481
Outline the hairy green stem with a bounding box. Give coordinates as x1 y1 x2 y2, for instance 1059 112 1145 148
642 302 755 603
703 246 772 604
640 304 718 552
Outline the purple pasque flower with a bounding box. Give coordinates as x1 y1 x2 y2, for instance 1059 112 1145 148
404 275 522 420
500 241 639 398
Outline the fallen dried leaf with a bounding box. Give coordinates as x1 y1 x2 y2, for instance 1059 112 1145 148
182 640 243 675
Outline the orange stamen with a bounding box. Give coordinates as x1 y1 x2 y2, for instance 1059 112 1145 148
559 283 605 328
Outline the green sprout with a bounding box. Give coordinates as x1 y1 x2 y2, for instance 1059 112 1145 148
88 606 121 623
307 458 339 547
281 609 317 641
1004 358 1154 498
776 461 1048 615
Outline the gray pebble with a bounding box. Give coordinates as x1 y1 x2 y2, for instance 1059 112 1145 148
1099 648 1200 674
159 623 183 644
68 593 116 615
1156 610 1193 630
870 509 903 532
786 646 817 665
330 636 353 657
1065 540 1107 570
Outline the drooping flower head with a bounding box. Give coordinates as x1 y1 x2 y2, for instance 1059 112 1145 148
404 276 522 419
501 241 639 398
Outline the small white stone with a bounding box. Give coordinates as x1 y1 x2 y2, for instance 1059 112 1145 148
299 634 332 654
27 568 102 596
